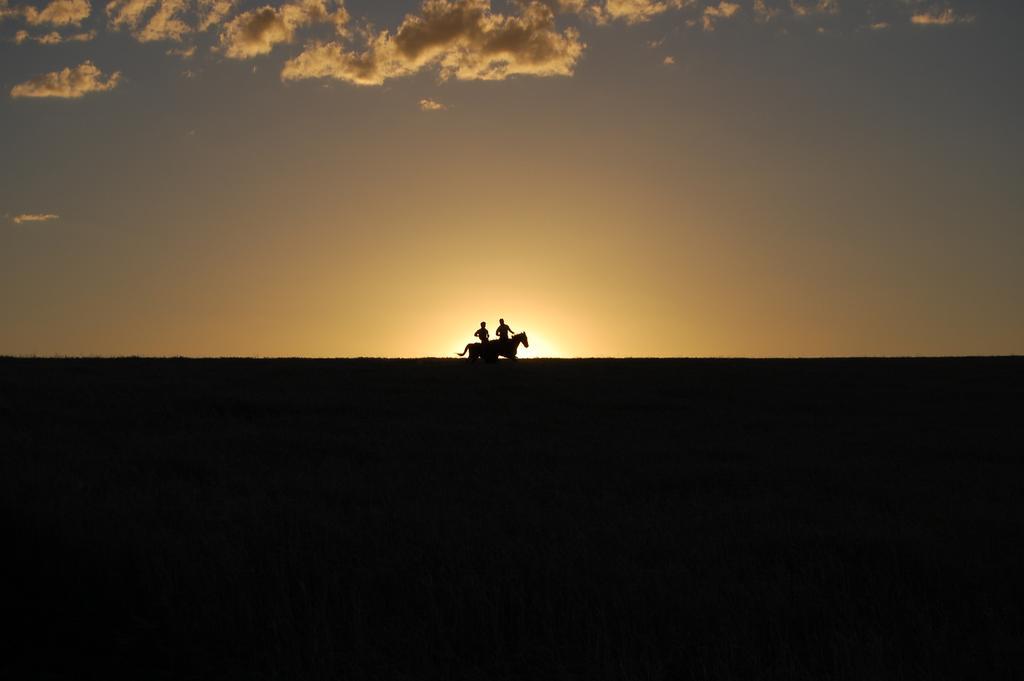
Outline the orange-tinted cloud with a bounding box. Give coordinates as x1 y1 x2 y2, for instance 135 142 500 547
14 27 95 41
104 0 249 42
555 0 694 25
419 97 446 110
10 61 121 98
166 43 195 56
12 213 60 223
789 0 838 17
702 0 739 31
1 0 90 25
219 0 347 58
25 0 90 24
282 0 584 85
753 0 781 22
106 0 189 42
911 6 972 26
198 0 233 31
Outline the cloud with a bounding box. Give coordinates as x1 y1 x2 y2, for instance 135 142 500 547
23 0 90 25
661 54 673 64
10 61 121 98
753 0 781 22
419 97 446 110
198 0 233 31
910 6 972 26
166 43 195 56
14 27 94 41
219 0 348 58
789 0 838 17
867 20 889 30
105 0 156 31
12 213 59 223
106 0 193 42
282 0 584 86
602 0 669 24
136 0 190 41
702 0 739 31
105 0 246 42
557 0 695 25
2 0 90 25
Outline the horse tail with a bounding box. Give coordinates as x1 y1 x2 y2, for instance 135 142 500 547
457 345 470 357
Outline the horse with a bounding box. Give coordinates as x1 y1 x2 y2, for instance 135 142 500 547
457 332 529 363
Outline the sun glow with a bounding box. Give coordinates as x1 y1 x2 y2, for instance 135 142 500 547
437 329 564 359
519 334 563 358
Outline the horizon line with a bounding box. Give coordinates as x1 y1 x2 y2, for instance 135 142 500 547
1 355 1021 361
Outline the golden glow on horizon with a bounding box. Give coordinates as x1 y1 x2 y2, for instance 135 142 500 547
1 0 1021 358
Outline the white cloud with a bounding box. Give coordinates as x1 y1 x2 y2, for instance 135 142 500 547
10 61 121 98
419 97 446 110
166 43 195 57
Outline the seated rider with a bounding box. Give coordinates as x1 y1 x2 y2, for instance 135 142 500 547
495 318 515 341
474 321 489 344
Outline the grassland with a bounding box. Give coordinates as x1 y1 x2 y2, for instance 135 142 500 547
1 357 1022 679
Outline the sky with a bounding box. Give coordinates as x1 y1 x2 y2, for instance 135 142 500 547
1 0 1022 357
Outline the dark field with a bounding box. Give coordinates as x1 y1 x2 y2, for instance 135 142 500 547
2 357 1023 680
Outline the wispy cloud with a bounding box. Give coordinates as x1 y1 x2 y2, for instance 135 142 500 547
556 0 695 25
282 0 584 86
789 0 839 18
12 213 60 224
14 27 95 43
703 0 740 31
419 98 446 111
753 0 782 23
10 61 121 99
910 6 973 26
166 44 196 57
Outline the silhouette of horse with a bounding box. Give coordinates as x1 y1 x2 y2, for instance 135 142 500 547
458 332 529 363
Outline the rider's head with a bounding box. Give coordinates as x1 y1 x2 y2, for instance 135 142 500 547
499 318 505 324
480 321 486 327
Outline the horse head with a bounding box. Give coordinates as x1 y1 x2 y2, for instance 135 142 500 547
517 332 529 348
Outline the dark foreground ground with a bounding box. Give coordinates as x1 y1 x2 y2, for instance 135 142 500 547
2 357 1023 680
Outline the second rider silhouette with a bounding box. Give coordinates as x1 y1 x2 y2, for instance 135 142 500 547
495 318 515 341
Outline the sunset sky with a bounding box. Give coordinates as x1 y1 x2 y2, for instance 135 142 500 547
1 0 1021 357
